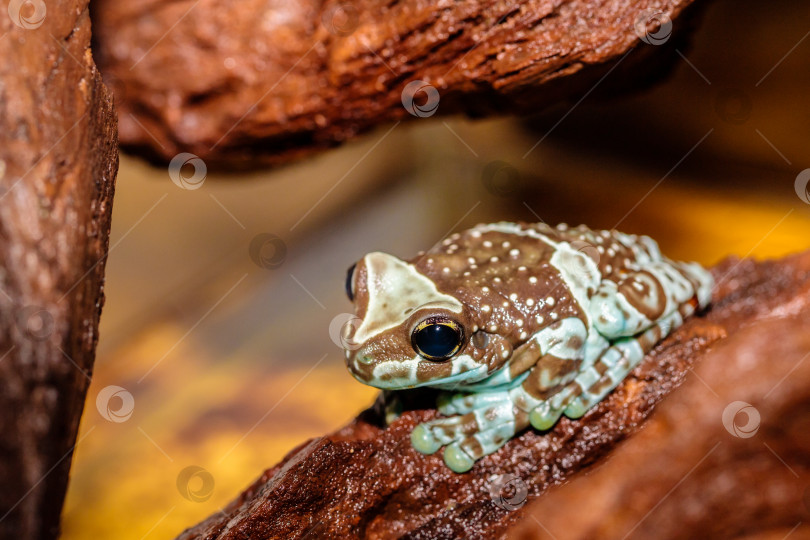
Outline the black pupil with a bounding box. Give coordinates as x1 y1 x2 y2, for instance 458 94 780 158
345 263 356 301
414 323 461 360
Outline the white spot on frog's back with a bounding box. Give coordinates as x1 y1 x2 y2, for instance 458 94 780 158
471 221 601 319
353 252 463 343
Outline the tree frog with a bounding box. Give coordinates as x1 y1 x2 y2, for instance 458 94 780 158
342 222 712 472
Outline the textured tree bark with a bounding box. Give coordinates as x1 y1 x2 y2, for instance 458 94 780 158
0 1 118 538
511 299 810 539
174 252 810 538
92 0 701 168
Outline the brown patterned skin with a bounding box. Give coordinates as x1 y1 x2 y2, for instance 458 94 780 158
344 222 684 387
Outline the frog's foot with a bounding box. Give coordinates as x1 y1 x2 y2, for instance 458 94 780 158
443 417 528 473
564 326 656 419
437 390 512 415
411 398 528 473
526 384 579 431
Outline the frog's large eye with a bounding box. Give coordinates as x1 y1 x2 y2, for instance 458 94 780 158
345 263 357 301
411 317 464 361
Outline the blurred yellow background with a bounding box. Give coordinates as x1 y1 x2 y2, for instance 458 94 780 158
62 0 810 538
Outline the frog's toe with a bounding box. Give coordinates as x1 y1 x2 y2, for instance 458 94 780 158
562 398 589 419
410 412 479 455
443 443 476 473
412 400 515 454
529 402 564 431
563 387 615 419
437 391 511 415
411 423 443 454
443 421 520 472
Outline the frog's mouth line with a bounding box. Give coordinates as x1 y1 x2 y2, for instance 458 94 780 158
350 355 490 390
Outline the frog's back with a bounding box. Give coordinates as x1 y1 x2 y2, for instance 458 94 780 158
445 221 663 283
408 221 588 345
548 223 664 282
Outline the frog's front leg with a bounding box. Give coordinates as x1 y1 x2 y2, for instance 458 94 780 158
411 318 590 472
411 395 530 472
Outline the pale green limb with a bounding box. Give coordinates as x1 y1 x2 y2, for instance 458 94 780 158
443 416 528 473
411 397 515 457
564 309 685 418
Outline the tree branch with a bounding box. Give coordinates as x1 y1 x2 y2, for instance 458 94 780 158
0 3 118 538
92 0 702 167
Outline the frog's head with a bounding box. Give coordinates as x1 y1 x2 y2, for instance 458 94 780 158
342 252 514 390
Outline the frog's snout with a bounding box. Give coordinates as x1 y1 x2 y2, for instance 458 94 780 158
344 345 380 384
349 345 382 368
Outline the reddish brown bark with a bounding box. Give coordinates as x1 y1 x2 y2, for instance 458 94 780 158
92 0 701 167
0 1 118 538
